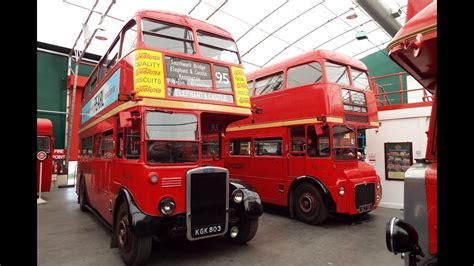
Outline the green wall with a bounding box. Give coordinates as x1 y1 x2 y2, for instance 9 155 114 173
37 51 95 149
361 49 407 105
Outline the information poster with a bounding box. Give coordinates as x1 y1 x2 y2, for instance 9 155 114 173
231 66 250 107
134 50 165 98
384 142 413 180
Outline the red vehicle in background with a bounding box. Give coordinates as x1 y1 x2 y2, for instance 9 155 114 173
76 10 263 266
37 118 54 193
385 1 437 265
225 49 382 225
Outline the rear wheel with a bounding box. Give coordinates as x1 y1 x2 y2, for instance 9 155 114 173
227 216 259 244
293 183 328 225
116 203 152 266
79 177 88 212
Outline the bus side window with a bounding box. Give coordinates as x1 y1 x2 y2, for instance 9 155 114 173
307 125 330 157
82 137 93 157
125 117 141 159
290 126 305 156
93 134 101 158
116 130 123 158
229 138 251 156
101 130 114 159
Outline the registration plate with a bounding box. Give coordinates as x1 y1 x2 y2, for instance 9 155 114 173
358 204 372 213
191 224 224 238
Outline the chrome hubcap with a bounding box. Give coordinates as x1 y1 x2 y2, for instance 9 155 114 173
118 216 129 247
299 192 315 213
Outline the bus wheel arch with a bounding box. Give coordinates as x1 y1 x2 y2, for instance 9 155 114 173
111 188 152 264
111 188 130 248
288 176 334 224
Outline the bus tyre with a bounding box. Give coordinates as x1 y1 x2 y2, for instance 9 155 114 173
294 183 328 225
116 203 152 266
227 217 259 244
79 178 88 212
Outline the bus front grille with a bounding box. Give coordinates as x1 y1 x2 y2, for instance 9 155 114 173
186 168 228 240
355 183 375 212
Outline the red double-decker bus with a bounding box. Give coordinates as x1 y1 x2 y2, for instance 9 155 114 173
225 49 382 225
37 118 54 193
76 10 263 265
385 1 437 265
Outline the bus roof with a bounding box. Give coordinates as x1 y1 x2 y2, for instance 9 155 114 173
37 118 53 136
135 9 234 40
246 49 368 81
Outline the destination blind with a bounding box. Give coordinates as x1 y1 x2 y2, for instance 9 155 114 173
165 56 213 88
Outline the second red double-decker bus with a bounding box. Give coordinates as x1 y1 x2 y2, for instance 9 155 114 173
76 10 263 265
37 118 54 194
225 49 382 225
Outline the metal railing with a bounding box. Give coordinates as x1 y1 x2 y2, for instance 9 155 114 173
370 72 432 107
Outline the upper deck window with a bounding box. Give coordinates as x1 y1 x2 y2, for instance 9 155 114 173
121 23 138 58
287 62 323 88
197 31 240 64
37 136 50 153
351 68 370 91
142 19 195 54
326 62 350 85
255 72 284 96
247 80 254 97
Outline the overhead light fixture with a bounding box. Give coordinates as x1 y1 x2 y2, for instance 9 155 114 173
94 28 107 41
355 31 368 40
95 36 107 41
391 8 402 18
346 7 358 20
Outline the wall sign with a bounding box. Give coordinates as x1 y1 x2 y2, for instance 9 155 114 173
52 149 68 175
384 142 413 181
81 69 120 124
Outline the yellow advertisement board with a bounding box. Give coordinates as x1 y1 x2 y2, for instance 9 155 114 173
231 66 251 108
133 50 166 98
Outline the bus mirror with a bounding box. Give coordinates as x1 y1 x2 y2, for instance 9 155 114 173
119 112 132 128
315 125 323 135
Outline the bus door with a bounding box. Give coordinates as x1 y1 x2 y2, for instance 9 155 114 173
97 129 114 218
287 126 306 178
252 136 286 204
306 124 332 182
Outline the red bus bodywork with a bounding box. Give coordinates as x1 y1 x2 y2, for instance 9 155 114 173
385 1 437 264
37 118 54 193
75 10 262 265
225 50 382 224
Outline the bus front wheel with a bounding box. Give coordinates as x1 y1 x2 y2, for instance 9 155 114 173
116 203 152 266
293 183 328 225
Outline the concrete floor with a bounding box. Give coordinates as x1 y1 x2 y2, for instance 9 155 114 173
38 188 403 265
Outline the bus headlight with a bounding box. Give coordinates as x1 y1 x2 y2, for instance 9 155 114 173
339 186 345 196
159 198 175 215
232 189 244 203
